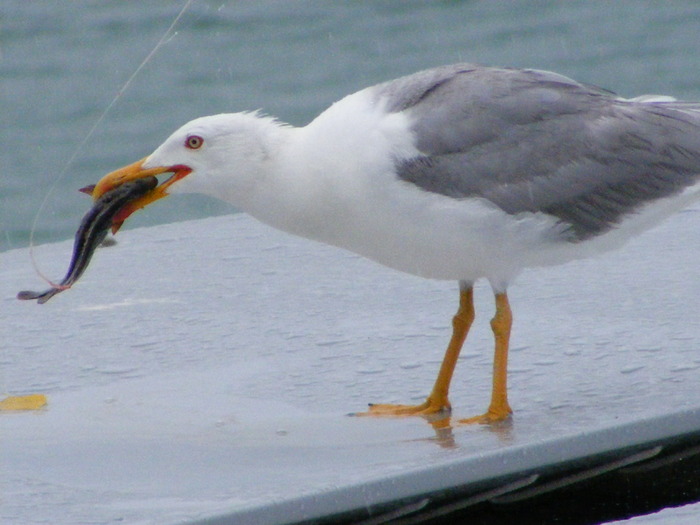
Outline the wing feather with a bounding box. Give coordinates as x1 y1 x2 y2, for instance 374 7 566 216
377 65 700 240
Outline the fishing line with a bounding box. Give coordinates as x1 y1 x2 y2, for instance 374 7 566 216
28 0 194 286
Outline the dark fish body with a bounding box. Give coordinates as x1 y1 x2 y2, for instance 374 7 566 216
18 177 158 304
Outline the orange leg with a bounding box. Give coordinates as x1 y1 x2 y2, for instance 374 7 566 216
459 292 513 424
358 283 475 417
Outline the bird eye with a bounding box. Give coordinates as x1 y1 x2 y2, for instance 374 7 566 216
185 135 203 149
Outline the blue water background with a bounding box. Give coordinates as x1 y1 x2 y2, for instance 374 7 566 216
2 0 700 251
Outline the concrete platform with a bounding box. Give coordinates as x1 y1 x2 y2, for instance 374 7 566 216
3 210 700 524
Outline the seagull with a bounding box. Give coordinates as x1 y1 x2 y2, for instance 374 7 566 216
90 64 700 423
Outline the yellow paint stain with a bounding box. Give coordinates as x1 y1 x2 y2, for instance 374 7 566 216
0 394 47 411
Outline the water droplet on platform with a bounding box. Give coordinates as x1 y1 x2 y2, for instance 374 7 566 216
620 365 644 375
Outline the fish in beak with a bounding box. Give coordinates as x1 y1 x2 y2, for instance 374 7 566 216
18 177 159 303
90 157 192 233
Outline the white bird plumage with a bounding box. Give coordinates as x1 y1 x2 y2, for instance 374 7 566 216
149 97 563 288
93 64 700 423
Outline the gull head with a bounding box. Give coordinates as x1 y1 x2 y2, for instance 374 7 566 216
91 112 286 224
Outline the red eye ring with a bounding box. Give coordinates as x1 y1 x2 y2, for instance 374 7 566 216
185 135 203 149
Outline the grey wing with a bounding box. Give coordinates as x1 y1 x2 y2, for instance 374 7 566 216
378 65 700 240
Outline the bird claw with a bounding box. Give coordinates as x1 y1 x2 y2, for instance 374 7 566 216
352 397 451 417
457 405 512 425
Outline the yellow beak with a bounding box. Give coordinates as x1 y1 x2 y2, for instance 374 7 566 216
92 157 171 200
91 157 191 233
